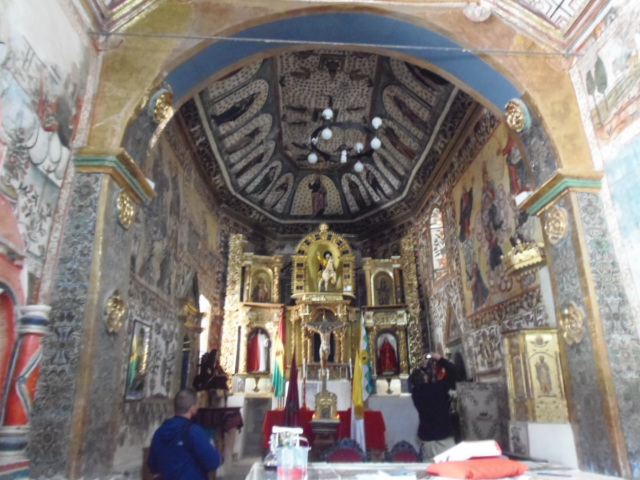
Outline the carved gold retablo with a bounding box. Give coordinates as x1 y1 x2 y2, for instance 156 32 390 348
106 290 127 333
116 191 136 229
559 302 585 345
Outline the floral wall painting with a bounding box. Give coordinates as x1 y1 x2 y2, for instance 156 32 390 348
125 321 151 400
0 0 89 278
430 207 448 283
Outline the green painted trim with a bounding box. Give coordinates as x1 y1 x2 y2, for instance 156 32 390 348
527 177 602 215
75 155 153 204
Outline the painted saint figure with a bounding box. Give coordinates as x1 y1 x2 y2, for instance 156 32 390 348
309 175 327 217
377 276 391 305
252 277 269 303
535 356 552 395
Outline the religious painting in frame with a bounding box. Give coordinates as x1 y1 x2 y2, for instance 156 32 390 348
125 320 151 400
452 122 541 316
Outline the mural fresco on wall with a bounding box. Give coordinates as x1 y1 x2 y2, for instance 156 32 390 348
572 0 640 317
605 136 640 306
452 123 541 316
575 2 640 143
0 1 88 278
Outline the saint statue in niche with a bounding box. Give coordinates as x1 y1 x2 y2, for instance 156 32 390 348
317 251 338 291
247 329 270 373
377 334 399 375
535 355 552 395
377 276 391 305
252 277 270 303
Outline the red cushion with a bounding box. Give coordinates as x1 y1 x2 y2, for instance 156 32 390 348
327 449 365 462
426 458 529 479
392 451 419 462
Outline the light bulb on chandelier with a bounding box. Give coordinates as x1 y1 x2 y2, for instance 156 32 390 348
306 109 383 172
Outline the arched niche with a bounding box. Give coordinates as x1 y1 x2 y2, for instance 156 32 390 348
292 225 355 297
246 327 270 373
375 330 400 376
372 271 394 306
250 268 272 303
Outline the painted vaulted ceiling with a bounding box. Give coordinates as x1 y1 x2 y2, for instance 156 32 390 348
81 0 609 235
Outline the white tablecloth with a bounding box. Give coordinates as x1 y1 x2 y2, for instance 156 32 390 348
245 461 624 480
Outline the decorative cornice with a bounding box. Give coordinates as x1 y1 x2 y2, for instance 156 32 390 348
521 169 603 215
75 149 156 204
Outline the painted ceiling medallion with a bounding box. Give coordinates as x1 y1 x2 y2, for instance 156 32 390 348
106 290 127 333
559 301 585 345
116 191 136 229
544 206 568 244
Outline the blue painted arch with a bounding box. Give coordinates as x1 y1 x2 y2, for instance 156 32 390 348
165 11 521 109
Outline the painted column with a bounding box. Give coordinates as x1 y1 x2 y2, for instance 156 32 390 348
0 305 50 465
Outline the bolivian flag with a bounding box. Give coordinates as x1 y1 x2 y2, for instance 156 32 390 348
272 308 286 398
352 311 374 418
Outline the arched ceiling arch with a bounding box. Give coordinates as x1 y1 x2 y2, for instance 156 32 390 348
166 12 521 109
85 4 594 240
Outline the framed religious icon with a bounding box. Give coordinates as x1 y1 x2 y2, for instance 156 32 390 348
125 320 151 400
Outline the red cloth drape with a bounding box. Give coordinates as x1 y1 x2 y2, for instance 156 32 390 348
284 353 300 427
247 333 261 372
263 408 386 451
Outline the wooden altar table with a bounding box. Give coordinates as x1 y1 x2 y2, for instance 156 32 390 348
262 408 386 451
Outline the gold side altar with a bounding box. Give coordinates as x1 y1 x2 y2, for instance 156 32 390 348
220 224 423 400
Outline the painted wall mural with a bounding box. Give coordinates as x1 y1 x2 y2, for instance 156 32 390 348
571 0 640 321
574 3 640 144
453 123 541 317
114 122 232 465
0 0 89 282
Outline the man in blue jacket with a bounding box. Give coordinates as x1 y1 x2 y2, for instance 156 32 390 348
148 389 221 480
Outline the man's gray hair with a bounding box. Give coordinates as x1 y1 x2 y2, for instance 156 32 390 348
175 388 198 415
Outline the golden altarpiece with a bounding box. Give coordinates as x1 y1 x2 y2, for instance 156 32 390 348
219 234 285 393
503 328 569 423
219 225 424 401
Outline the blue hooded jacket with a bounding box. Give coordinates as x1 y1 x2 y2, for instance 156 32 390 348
148 416 221 480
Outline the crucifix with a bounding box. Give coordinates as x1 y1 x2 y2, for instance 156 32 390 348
305 311 347 381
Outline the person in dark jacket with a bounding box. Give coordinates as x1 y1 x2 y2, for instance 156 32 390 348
410 352 457 460
148 388 221 480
